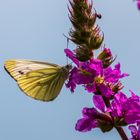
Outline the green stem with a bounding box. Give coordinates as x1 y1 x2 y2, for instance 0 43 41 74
115 127 128 140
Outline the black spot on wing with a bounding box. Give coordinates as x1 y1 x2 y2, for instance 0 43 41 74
18 71 24 75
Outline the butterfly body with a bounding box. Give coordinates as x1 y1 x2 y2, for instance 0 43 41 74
4 59 72 102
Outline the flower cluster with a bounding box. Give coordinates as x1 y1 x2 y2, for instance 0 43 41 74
65 48 140 132
66 0 140 140
75 92 140 133
65 48 128 97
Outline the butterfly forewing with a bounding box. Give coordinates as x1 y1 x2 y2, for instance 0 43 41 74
4 59 59 79
4 60 71 102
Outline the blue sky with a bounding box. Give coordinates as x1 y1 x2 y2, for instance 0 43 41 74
0 0 140 140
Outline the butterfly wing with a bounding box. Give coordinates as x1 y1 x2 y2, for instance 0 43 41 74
4 60 70 101
4 59 59 79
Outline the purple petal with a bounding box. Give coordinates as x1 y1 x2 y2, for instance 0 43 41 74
129 90 140 102
84 83 96 93
115 63 120 70
64 48 79 66
75 72 93 85
110 92 127 117
82 107 98 118
104 63 129 83
129 125 137 135
99 84 113 98
115 92 127 103
115 63 129 78
110 100 122 117
65 67 78 92
121 73 129 78
138 125 140 139
125 112 140 124
129 124 140 140
75 118 98 132
93 95 106 112
89 59 103 76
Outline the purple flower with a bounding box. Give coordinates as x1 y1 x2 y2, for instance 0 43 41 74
66 66 95 92
129 123 140 140
75 97 113 132
108 91 140 124
65 48 128 97
75 107 99 132
84 62 128 97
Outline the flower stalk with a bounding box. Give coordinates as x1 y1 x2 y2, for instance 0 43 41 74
115 127 128 140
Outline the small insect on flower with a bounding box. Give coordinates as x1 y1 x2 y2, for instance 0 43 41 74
4 59 72 102
96 13 102 19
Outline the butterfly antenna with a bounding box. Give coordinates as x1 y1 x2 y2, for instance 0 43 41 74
63 34 70 65
66 37 70 65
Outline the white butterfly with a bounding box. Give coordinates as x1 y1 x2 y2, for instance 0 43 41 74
4 59 72 102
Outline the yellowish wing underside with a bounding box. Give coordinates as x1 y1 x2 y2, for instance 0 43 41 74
17 68 65 101
4 60 66 102
4 59 59 79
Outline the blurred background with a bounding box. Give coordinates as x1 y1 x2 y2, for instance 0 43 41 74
0 0 140 139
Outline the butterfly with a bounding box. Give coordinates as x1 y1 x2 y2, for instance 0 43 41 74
4 59 72 102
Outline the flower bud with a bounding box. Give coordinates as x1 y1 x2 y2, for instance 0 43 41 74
98 113 113 132
111 82 124 93
75 46 93 61
99 120 113 132
97 48 115 68
88 26 104 50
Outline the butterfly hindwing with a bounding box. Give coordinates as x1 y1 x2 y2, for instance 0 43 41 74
17 67 66 101
4 60 70 102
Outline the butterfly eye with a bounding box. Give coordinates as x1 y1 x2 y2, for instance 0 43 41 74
66 64 72 70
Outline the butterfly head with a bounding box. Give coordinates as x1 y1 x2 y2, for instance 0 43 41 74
62 64 72 79
65 64 72 71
